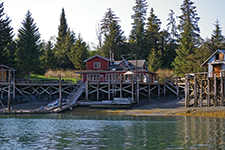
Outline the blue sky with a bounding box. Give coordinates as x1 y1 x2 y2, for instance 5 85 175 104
3 0 225 49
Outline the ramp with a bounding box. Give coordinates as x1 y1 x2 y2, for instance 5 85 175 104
50 82 86 112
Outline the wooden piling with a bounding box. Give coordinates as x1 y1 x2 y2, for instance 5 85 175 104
120 74 122 98
97 81 99 101
200 79 203 107
108 81 110 100
8 70 11 111
148 81 151 102
214 74 217 107
185 74 189 108
207 77 210 107
137 80 139 104
59 75 62 109
86 80 89 101
221 73 224 106
194 75 197 107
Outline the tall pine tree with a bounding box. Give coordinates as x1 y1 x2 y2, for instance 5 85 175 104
54 8 68 69
101 8 127 59
144 7 161 60
172 0 201 76
16 10 41 80
129 0 148 55
0 1 14 64
69 34 89 70
211 19 225 51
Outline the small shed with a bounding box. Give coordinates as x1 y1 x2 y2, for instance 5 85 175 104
0 64 16 82
201 49 225 77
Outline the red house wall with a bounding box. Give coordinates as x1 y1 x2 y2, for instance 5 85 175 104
86 57 109 70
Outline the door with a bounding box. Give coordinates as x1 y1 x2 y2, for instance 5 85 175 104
214 64 221 76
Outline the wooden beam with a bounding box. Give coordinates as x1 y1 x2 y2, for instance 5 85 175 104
200 79 203 107
85 80 89 101
207 77 210 107
8 70 11 111
108 81 110 100
214 74 217 107
194 75 197 107
148 81 150 102
97 81 99 101
221 73 224 106
185 74 189 108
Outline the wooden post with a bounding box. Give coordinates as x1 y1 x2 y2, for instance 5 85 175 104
97 81 99 101
59 75 62 109
137 80 139 104
132 80 134 102
8 70 11 111
185 74 189 107
221 72 224 106
49 86 52 100
164 78 166 98
158 83 160 99
13 72 15 103
148 80 151 102
214 74 217 107
176 77 179 99
120 74 122 98
85 80 89 101
194 75 197 107
1 84 3 101
108 81 110 100
200 79 203 107
207 77 210 107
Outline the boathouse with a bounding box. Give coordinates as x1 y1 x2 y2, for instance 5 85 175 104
201 49 225 77
0 64 16 82
184 49 225 107
77 55 157 83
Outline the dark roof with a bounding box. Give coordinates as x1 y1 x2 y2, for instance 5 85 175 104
201 49 225 67
84 55 111 62
0 64 16 72
74 69 157 75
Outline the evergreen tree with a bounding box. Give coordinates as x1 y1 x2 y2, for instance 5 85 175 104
129 0 148 54
45 40 57 70
101 8 127 59
166 9 178 42
144 7 161 60
0 1 14 64
211 19 225 51
61 28 76 69
172 0 201 77
54 8 68 69
146 47 161 72
69 34 89 70
16 10 41 80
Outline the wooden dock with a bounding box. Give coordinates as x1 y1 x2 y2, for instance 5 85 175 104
184 71 225 107
0 75 185 113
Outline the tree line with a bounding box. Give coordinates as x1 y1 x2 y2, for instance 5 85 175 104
0 0 225 79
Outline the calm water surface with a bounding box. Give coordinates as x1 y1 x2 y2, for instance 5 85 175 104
0 113 225 149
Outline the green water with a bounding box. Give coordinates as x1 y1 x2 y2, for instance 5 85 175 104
0 114 225 149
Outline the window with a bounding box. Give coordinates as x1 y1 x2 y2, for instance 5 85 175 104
106 74 119 81
215 53 219 61
86 74 100 81
94 62 101 68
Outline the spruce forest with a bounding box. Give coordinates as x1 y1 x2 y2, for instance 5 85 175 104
0 0 225 79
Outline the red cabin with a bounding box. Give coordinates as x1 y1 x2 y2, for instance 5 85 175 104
76 55 157 83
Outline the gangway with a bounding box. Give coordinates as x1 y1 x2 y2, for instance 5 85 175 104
49 82 86 112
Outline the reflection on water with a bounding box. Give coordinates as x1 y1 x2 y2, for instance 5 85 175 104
0 114 225 149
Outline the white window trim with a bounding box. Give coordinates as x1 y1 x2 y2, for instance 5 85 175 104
94 62 101 68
